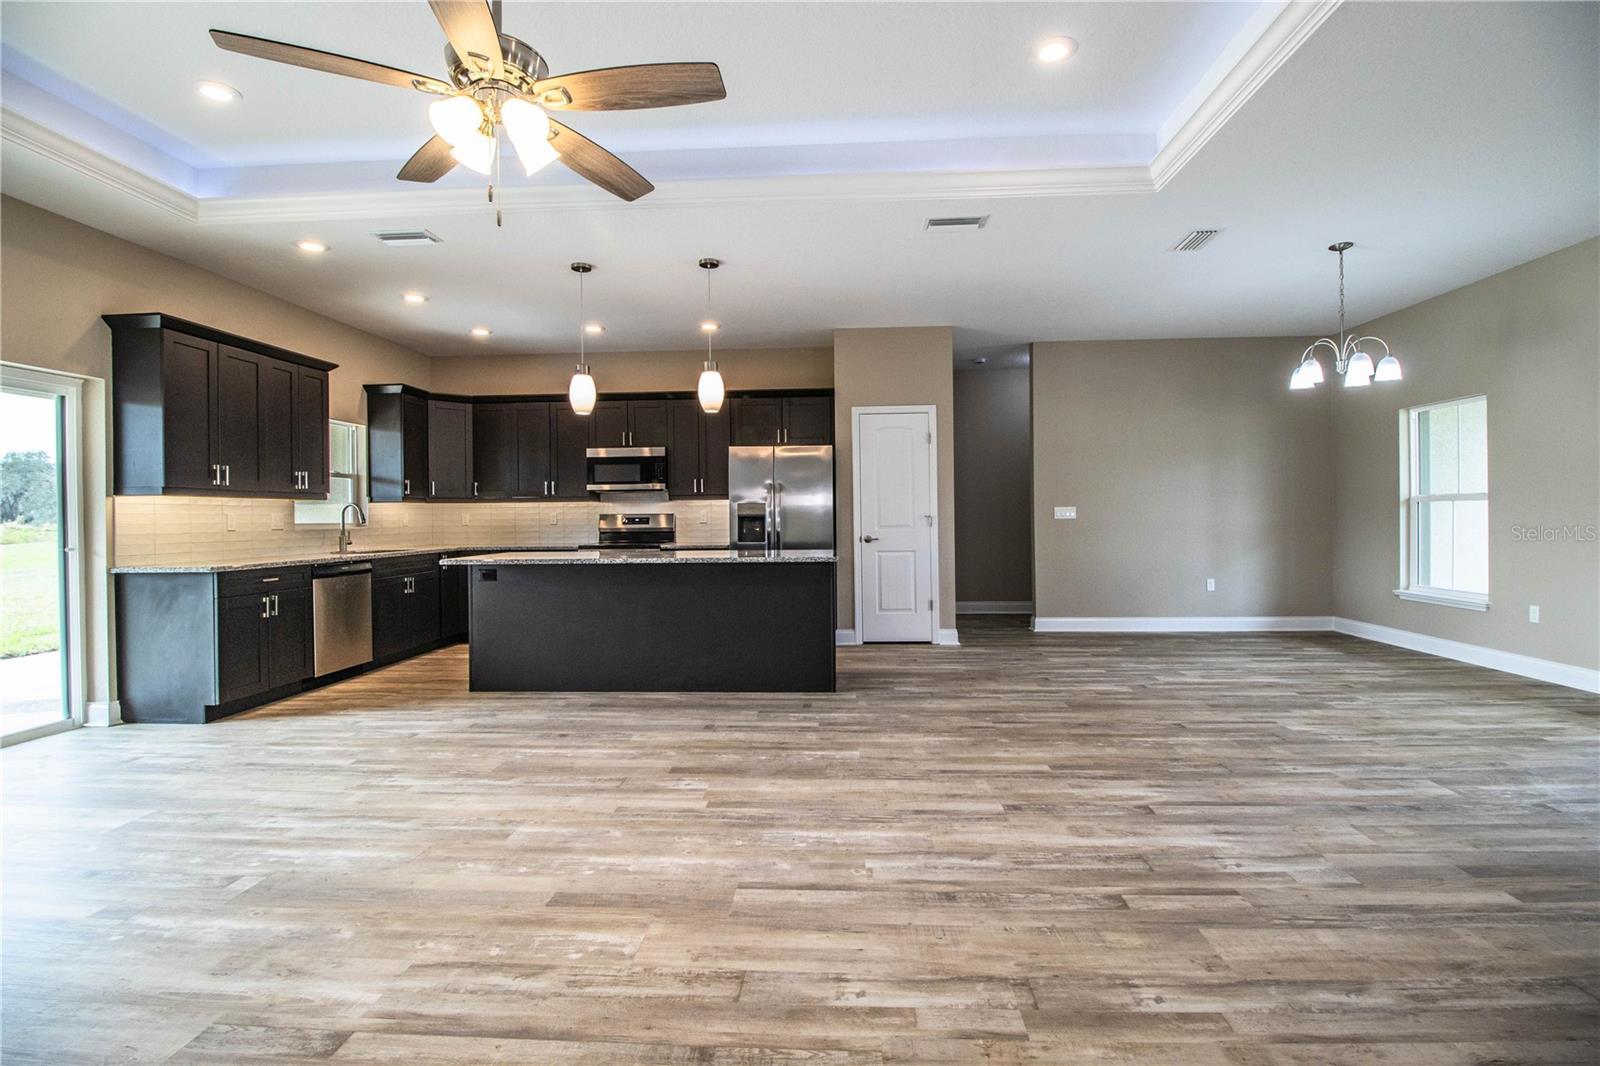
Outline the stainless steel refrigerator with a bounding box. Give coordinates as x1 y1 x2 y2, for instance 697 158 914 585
728 446 834 551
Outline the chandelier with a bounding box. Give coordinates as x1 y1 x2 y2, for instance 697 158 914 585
1290 241 1402 390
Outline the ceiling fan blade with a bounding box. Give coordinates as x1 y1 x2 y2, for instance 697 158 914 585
546 119 654 202
529 63 726 111
428 0 503 77
397 135 458 183
210 30 451 94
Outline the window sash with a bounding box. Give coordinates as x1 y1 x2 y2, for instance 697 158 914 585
1400 397 1489 602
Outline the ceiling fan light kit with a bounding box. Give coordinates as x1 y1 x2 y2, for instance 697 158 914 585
1290 242 1402 391
211 0 726 221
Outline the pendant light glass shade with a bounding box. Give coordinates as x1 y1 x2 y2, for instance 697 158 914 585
1373 353 1403 381
1289 362 1314 390
697 362 725 412
500 98 558 175
1344 349 1374 381
449 137 495 175
429 95 484 145
569 365 596 414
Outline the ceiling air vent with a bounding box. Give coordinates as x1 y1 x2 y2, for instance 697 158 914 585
373 229 443 247
1172 228 1222 251
924 215 989 231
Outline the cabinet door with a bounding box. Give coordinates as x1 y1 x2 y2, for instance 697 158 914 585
427 399 474 498
258 357 298 494
217 593 269 703
401 395 429 499
516 402 552 497
372 576 410 661
701 404 731 497
161 333 220 490
551 405 591 498
216 345 264 491
629 400 670 447
731 396 781 445
590 401 630 448
473 403 518 499
666 399 701 497
266 586 312 689
439 561 468 640
294 367 329 496
408 570 441 652
782 397 833 445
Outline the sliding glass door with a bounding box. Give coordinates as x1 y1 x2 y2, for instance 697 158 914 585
1 368 81 744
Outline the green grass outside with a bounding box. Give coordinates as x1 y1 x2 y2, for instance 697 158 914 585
0 524 61 659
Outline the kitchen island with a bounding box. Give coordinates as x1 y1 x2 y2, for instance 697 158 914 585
441 550 837 692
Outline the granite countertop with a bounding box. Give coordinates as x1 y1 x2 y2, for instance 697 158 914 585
109 543 743 574
442 549 837 566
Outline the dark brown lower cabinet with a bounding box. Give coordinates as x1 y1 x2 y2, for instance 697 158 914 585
373 569 441 662
217 587 312 705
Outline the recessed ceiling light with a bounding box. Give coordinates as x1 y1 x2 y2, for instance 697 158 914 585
196 80 242 103
583 322 604 335
1036 36 1077 63
470 326 492 337
295 239 328 254
402 292 428 304
700 320 720 333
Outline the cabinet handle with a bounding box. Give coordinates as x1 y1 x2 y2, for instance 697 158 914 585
473 482 479 497
403 478 410 496
223 465 231 486
430 481 436 496
271 594 279 617
210 464 219 485
261 595 270 618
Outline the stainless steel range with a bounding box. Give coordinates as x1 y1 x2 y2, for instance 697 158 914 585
596 512 675 549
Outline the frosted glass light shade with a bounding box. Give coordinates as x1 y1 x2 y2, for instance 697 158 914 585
697 364 725 413
1344 349 1375 380
1289 362 1314 390
1303 356 1324 384
568 368 596 415
450 136 495 175
1373 354 1403 382
429 95 484 146
1344 367 1372 388
500 98 558 175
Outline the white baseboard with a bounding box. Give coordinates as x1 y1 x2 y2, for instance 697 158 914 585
936 628 961 646
1332 617 1600 694
1031 615 1334 633
957 600 1033 615
86 699 122 727
835 629 861 647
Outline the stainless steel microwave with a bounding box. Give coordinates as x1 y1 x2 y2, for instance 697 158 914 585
586 446 667 492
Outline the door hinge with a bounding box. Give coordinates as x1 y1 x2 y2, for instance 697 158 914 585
928 599 934 611
926 431 932 444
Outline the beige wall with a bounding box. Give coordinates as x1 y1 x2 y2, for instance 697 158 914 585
833 327 957 634
429 347 831 395
1332 237 1599 670
0 197 433 423
954 368 1032 604
1030 338 1334 620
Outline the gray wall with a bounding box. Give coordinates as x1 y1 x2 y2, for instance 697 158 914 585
1030 338 1334 620
1332 237 1599 670
954 368 1032 605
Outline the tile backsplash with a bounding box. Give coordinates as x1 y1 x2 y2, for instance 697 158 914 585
111 496 729 567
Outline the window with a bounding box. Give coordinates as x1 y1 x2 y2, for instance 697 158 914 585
293 420 365 525
1398 396 1488 609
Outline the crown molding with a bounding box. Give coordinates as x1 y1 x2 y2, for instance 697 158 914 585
1151 0 1343 189
0 109 196 221
1 4 1337 225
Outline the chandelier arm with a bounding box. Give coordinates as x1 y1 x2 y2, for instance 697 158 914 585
1302 337 1340 365
1350 336 1391 357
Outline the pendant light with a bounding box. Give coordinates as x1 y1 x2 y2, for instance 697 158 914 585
696 257 725 413
1289 241 1401 390
569 262 597 415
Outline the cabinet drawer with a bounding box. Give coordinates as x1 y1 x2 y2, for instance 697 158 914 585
373 553 441 580
216 566 310 598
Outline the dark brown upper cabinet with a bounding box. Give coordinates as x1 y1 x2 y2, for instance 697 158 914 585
730 394 833 446
590 399 670 448
426 399 474 499
106 314 336 498
667 399 731 498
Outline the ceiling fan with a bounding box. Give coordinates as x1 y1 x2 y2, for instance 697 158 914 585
210 0 724 214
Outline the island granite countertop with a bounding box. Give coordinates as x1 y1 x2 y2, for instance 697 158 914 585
442 549 837 566
110 545 561 574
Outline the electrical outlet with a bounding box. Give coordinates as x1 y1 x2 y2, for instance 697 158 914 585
224 511 238 532
1054 506 1077 520
270 512 285 531
1206 578 1216 592
698 510 708 524
549 511 558 526
1529 605 1541 624
461 513 470 526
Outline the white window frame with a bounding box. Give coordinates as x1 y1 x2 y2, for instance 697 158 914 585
293 420 366 526
0 363 87 745
1395 395 1489 611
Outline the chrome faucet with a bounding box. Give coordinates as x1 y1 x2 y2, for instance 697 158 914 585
338 503 367 554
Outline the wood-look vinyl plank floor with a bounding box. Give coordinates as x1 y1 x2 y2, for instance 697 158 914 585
3 617 1597 1064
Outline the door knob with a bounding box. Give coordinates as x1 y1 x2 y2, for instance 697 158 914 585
862 535 878 542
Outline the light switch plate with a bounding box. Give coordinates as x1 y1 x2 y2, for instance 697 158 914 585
1529 605 1540 623
1206 578 1216 592
1054 506 1077 520
461 513 471 526
270 512 285 531
224 511 237 532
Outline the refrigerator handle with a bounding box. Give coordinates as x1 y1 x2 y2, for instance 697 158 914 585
773 480 783 544
764 479 776 551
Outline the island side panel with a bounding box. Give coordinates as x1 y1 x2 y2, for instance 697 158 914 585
466 562 835 692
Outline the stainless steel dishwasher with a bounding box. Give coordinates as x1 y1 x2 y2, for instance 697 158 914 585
312 561 373 676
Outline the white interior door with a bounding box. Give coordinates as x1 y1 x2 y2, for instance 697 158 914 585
856 409 934 642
